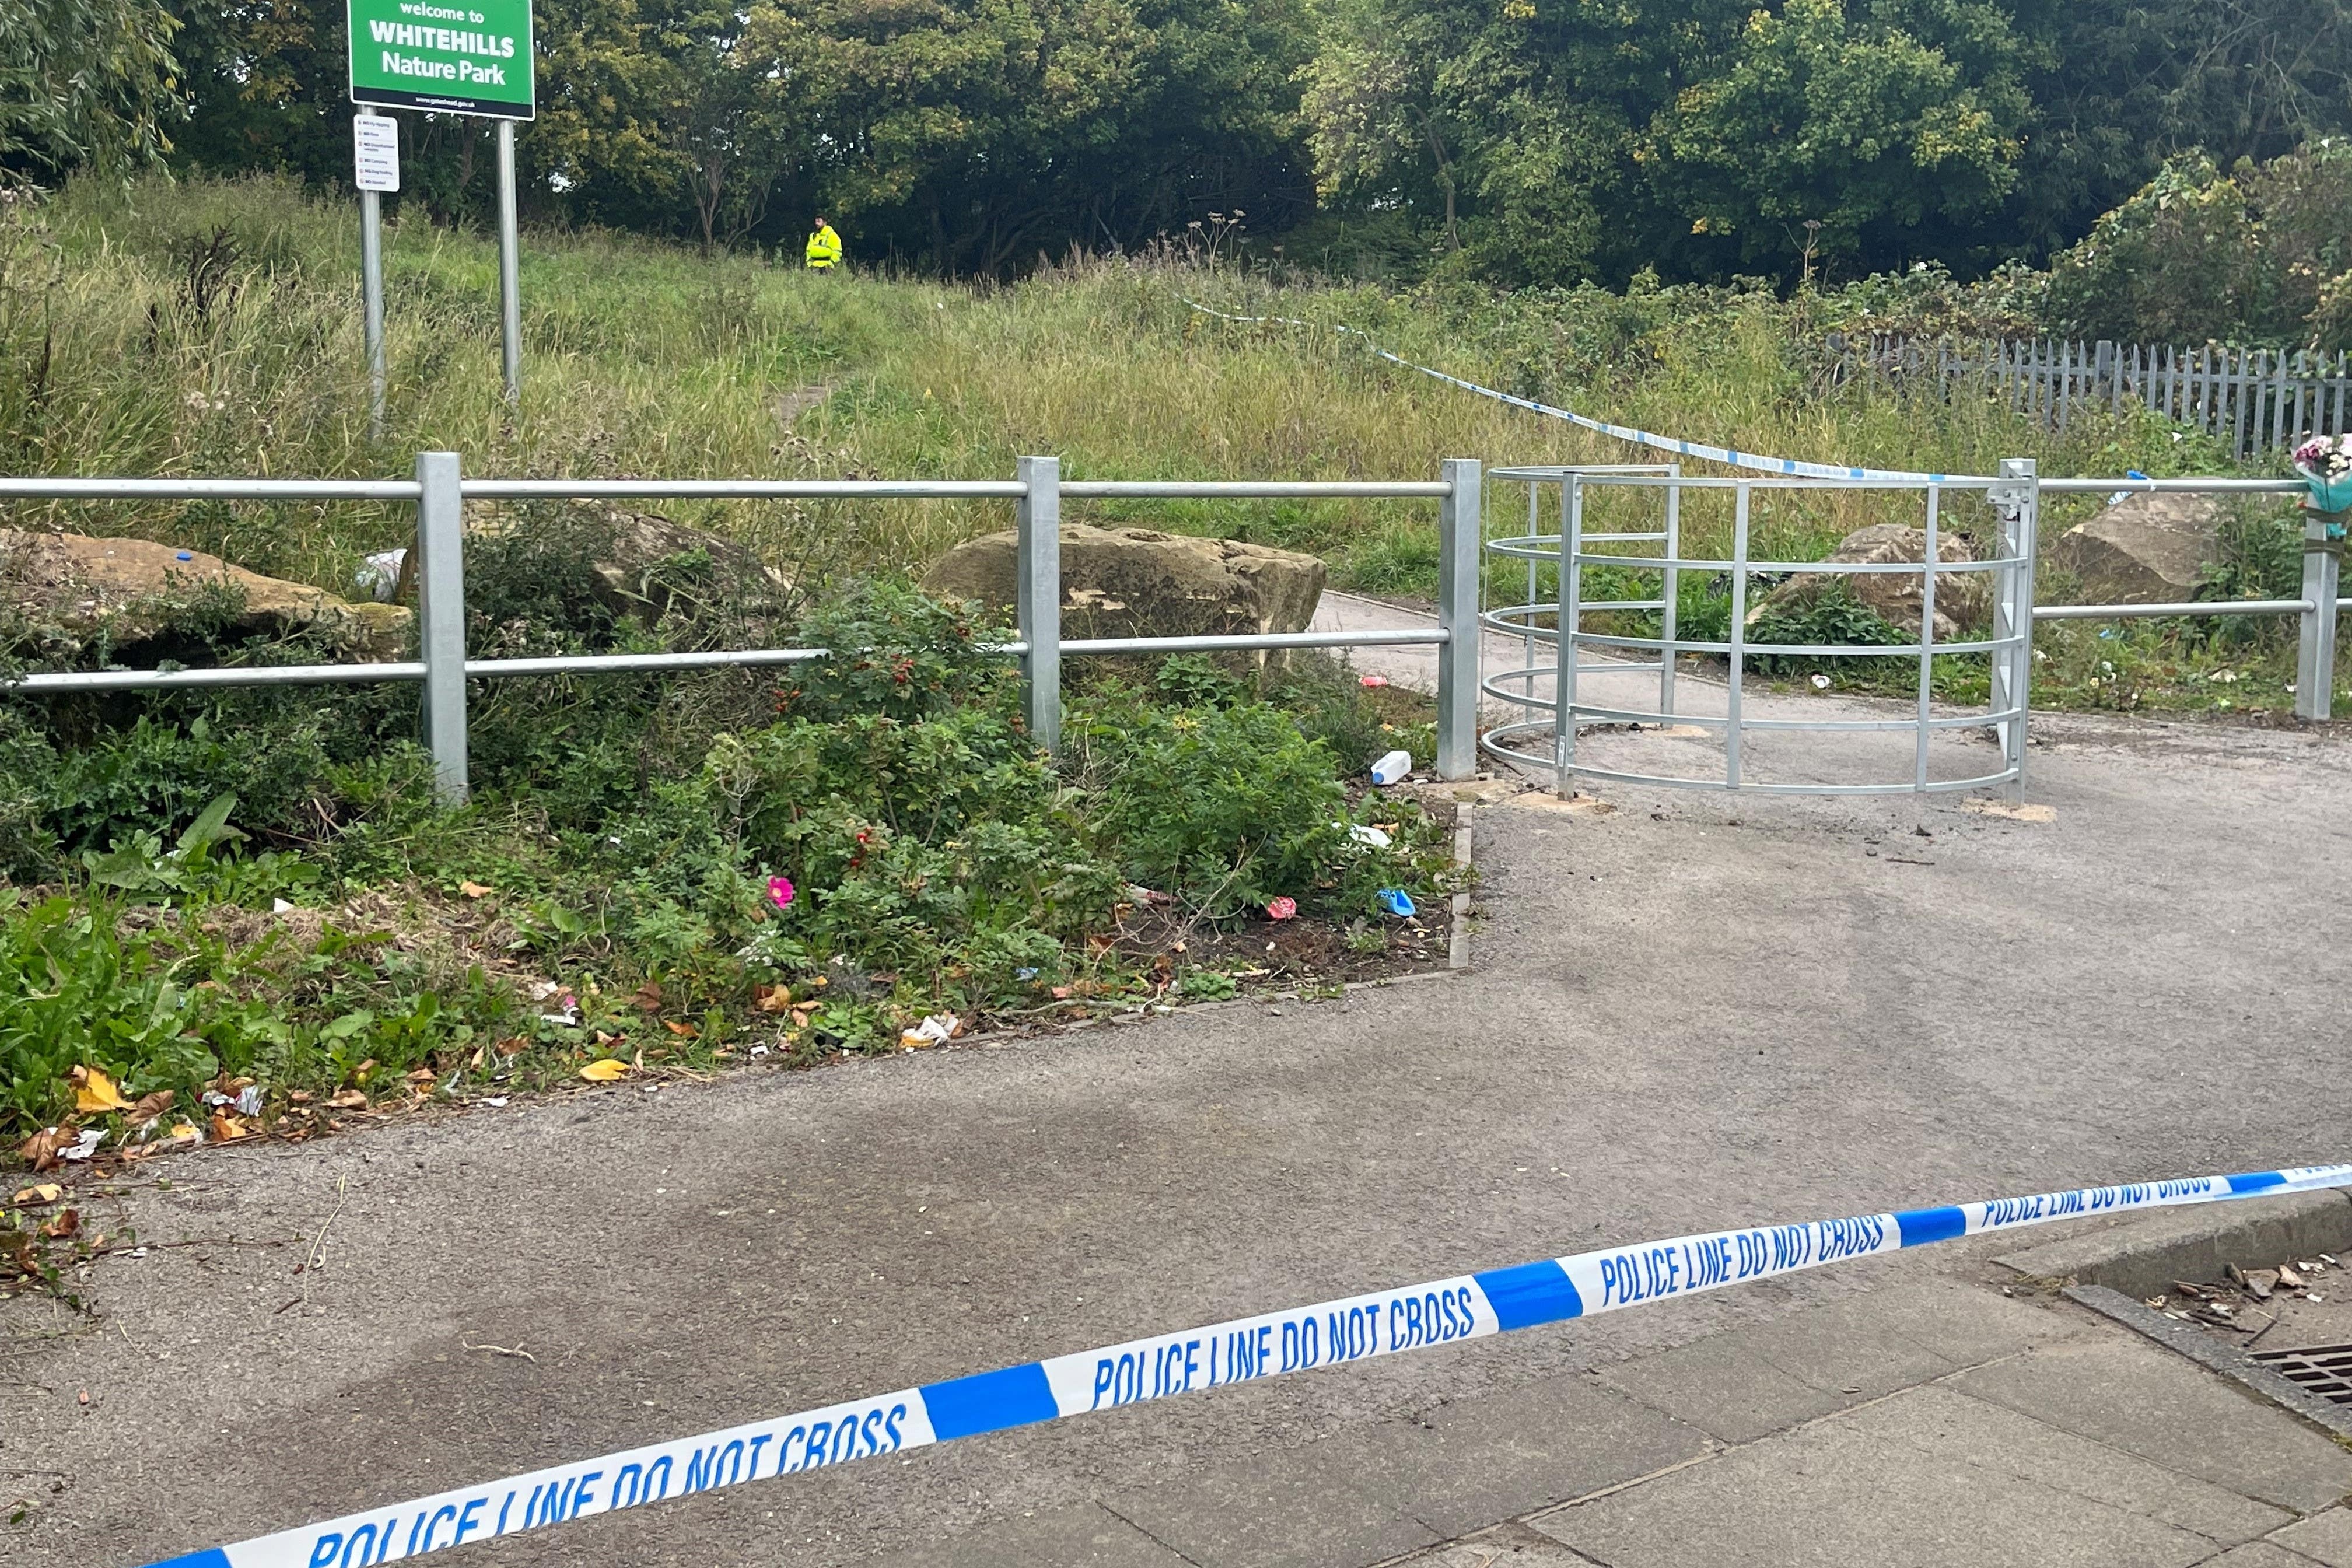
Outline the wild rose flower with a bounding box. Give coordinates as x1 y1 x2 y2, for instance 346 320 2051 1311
767 876 794 911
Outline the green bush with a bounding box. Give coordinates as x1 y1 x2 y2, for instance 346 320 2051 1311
0 887 524 1136
0 575 1461 1145
1742 582 1910 676
780 578 1016 725
1073 695 1439 919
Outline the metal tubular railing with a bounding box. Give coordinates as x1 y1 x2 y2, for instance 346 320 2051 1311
1 454 1483 803
1480 462 2344 798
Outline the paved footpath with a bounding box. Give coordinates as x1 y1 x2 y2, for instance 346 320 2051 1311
8 706 2351 1568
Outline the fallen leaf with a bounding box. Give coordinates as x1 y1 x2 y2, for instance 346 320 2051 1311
663 1020 699 1039
17 1128 63 1171
326 1089 369 1111
209 1112 249 1142
354 1058 377 1083
631 981 663 1012
39 1209 80 1240
459 880 494 898
11 1184 61 1205
70 1065 131 1115
164 1120 200 1142
754 985 793 1014
789 1007 812 1028
127 1088 174 1122
288 1090 313 1105
405 1068 436 1084
1051 985 1072 1000
578 1058 629 1082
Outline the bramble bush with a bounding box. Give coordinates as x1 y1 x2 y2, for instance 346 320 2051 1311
0 579 1452 1146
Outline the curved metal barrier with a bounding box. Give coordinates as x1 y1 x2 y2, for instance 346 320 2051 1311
1480 463 2039 796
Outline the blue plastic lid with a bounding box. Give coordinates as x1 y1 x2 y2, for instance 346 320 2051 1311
1376 888 1416 918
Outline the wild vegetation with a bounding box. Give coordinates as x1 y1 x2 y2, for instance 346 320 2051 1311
0 170 2332 1197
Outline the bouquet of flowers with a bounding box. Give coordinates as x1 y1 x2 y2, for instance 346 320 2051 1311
2292 433 2352 515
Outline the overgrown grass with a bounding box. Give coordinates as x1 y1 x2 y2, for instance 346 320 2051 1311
6 173 2292 589
0 173 2335 1172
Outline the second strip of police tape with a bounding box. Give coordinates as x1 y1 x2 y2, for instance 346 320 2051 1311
1181 298 1975 484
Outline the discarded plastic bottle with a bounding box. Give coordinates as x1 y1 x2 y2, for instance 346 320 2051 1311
1370 749 1412 786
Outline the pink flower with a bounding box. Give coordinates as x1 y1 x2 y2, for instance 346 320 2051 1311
1266 896 1297 921
767 876 795 911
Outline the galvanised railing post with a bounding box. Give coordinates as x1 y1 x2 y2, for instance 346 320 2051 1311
2295 517 2340 721
1991 457 2039 797
414 450 470 803
1016 454 1062 753
1434 457 1481 780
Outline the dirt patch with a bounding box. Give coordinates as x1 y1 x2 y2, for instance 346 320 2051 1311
776 382 835 429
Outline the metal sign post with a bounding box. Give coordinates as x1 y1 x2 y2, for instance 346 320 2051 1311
348 0 536 404
352 110 398 438
496 120 522 402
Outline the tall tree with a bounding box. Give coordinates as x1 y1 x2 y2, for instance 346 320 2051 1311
2 0 186 181
1653 0 2036 274
2007 0 2352 261
747 0 1313 274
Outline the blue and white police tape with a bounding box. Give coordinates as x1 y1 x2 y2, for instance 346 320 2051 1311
146 1161 2352 1568
1181 298 1973 484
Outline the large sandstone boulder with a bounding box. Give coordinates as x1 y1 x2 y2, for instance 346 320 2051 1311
392 502 792 626
0 530 412 662
2043 491 2220 604
1747 523 1990 642
923 524 1326 643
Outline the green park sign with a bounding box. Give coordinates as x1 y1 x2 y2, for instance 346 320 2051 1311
348 0 535 119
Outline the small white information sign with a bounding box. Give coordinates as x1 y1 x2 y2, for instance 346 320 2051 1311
354 114 400 193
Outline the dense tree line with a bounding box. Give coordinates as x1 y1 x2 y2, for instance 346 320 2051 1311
8 0 2352 286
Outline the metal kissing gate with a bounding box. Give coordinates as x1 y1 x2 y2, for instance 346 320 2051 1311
1481 463 2344 797
2 454 2343 806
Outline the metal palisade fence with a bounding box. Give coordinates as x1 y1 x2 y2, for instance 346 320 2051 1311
1831 332 2352 460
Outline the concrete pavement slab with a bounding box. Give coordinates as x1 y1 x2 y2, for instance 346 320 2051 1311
1596 1332 1853 1444
1533 1394 2236 1568
2189 1547 2323 1568
1950 1340 2352 1515
1836 1387 2290 1545
1836 1279 2096 1364
1391 1520 1605 1566
860 1502 1191 1567
2270 1507 2352 1566
1591 1282 2079 1444
1107 1430 1445 1567
1407 1372 1713 1533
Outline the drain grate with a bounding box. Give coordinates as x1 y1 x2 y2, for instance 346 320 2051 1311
2250 1343 2352 1405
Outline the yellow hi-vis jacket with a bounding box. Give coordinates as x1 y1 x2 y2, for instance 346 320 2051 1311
805 223 843 269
